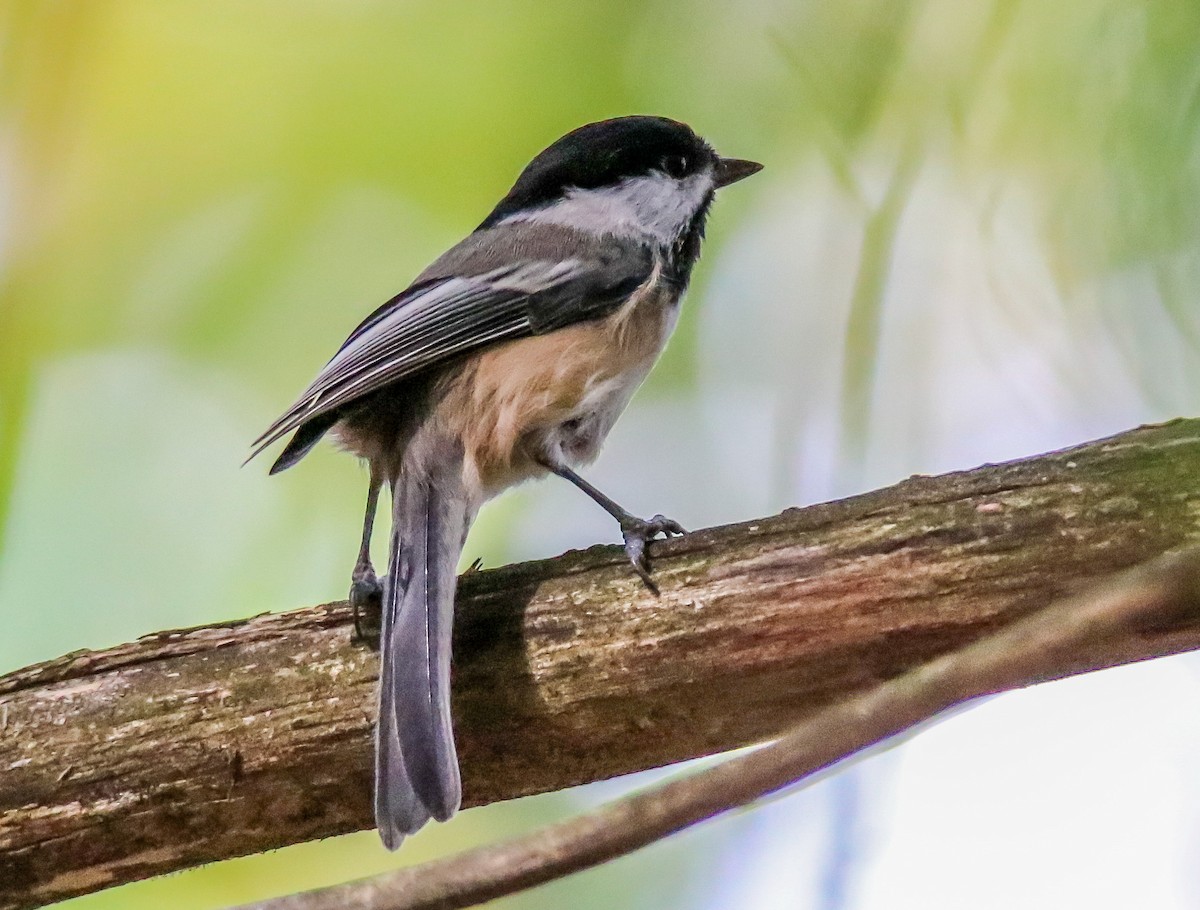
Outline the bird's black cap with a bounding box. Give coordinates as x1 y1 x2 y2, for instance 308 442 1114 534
479 116 719 230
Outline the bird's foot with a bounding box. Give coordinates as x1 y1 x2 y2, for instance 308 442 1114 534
350 567 383 647
620 513 686 594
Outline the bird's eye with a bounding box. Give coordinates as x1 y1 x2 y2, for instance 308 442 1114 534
661 154 690 178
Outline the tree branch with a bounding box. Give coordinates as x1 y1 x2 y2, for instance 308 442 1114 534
3 418 1200 909
237 548 1200 910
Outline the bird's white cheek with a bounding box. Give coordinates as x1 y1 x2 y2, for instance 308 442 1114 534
500 171 714 247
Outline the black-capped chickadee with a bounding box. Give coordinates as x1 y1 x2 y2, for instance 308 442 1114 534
249 116 761 849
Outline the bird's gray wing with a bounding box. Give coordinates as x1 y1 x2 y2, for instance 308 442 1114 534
249 237 653 461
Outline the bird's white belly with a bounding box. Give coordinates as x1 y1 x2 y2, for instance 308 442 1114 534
553 369 649 466
554 291 680 466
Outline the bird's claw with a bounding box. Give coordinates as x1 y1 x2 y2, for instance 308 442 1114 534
350 569 383 646
620 513 686 594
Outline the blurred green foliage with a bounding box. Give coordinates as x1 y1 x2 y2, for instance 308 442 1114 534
1 1 1198 908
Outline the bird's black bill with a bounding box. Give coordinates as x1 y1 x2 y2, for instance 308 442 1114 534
714 157 763 187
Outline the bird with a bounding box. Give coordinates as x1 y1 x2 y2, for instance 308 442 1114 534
249 115 761 849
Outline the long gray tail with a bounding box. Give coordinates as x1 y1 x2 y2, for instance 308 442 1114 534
374 438 471 850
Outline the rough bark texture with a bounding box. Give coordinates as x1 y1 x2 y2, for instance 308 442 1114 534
3 419 1200 909
239 550 1200 910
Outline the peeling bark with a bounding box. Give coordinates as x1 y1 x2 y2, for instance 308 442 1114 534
3 419 1200 909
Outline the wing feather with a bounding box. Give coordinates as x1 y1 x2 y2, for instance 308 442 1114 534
248 245 651 463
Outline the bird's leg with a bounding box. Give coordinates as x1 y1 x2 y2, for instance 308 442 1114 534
351 469 384 644
538 458 685 593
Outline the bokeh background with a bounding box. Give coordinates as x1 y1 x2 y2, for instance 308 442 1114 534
3 1 1200 907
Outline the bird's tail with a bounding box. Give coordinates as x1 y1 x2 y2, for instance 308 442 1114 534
374 436 472 850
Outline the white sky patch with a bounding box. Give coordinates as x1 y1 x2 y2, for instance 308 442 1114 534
856 658 1200 910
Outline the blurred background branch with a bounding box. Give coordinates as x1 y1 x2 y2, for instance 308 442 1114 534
4 418 1200 910
836 139 922 487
